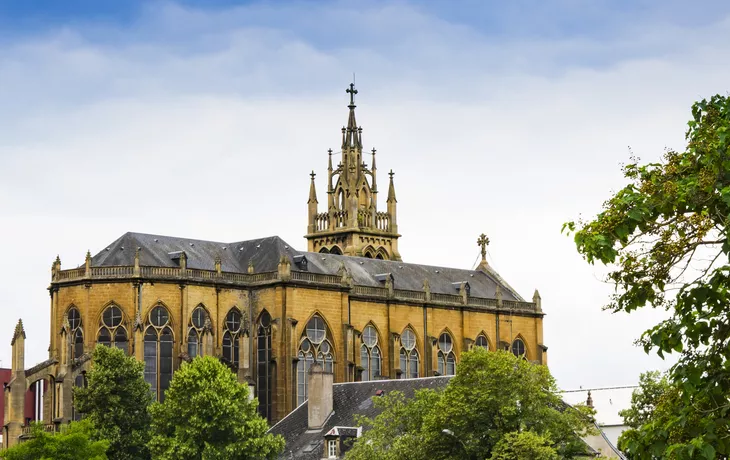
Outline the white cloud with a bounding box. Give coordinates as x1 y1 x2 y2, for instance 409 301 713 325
1 1 728 391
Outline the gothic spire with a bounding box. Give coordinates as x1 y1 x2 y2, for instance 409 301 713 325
387 170 397 203
308 171 318 204
343 83 361 149
11 319 26 345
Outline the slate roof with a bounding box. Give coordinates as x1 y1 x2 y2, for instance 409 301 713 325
269 377 452 460
89 232 524 301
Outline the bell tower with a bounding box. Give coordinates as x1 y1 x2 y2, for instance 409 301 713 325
305 84 402 261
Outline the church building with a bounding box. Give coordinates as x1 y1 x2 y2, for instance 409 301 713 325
3 85 546 449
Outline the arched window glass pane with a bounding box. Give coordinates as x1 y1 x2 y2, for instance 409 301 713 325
222 331 232 363
257 313 273 422
476 335 489 350
371 347 381 379
399 349 407 379
306 316 326 344
512 339 526 358
446 353 456 375
150 307 169 327
226 310 241 332
187 329 198 358
68 308 81 330
73 329 84 359
114 328 128 354
362 326 377 347
401 329 415 350
409 350 419 378
191 307 206 329
103 306 123 328
360 345 370 381
143 328 158 401
437 351 445 375
159 328 173 401
297 353 306 406
438 333 452 353
97 328 111 348
233 336 240 369
324 354 333 373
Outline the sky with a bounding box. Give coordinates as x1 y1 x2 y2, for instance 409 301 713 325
1 0 729 405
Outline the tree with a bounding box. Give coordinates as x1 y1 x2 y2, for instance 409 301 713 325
564 94 730 458
147 356 285 460
74 344 153 460
345 349 594 460
0 419 109 460
618 371 671 430
490 431 558 460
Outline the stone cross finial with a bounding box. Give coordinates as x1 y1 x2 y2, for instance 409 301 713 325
477 233 490 261
310 170 316 181
346 83 358 106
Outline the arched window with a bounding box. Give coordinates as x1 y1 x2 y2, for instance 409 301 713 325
329 246 343 255
437 332 456 375
399 328 419 379
297 315 334 405
187 305 209 359
475 334 489 350
97 305 128 354
67 307 84 359
144 306 173 401
360 325 381 381
319 247 330 254
512 338 526 359
256 311 273 422
223 308 243 368
72 373 87 421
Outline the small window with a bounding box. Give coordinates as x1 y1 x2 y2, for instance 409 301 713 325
150 306 169 327
475 335 489 350
512 338 526 358
362 325 378 347
401 329 415 350
328 439 337 458
437 332 456 375
68 307 82 330
102 305 123 328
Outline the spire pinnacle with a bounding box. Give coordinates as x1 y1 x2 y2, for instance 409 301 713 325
387 170 397 203
343 83 361 149
477 233 490 268
308 171 318 204
11 319 26 345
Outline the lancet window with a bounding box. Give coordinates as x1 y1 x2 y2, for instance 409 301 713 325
360 325 381 381
223 308 243 368
144 306 173 402
256 311 273 422
297 315 334 406
97 304 128 354
475 334 489 350
437 332 456 376
67 307 84 359
187 305 209 359
398 328 419 379
512 338 526 359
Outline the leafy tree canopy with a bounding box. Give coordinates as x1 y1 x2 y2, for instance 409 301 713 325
565 94 730 458
0 419 109 460
489 431 558 460
147 356 284 460
345 349 594 460
75 344 153 460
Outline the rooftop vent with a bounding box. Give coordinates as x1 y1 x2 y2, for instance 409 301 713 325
452 281 471 295
375 389 385 397
375 273 394 284
168 251 185 261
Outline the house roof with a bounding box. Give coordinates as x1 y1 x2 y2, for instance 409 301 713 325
269 377 452 460
88 232 523 301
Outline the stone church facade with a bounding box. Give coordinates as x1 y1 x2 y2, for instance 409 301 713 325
3 85 546 449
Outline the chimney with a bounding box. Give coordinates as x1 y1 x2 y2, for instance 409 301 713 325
307 362 333 429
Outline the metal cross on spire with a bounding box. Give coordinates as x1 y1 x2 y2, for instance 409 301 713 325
346 83 358 106
477 233 490 261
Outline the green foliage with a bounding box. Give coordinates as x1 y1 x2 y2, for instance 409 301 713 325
489 431 558 460
565 94 730 458
75 344 153 460
345 349 594 460
147 356 284 460
0 419 109 460
618 371 671 430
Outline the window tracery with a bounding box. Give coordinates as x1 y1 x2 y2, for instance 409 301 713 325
187 305 209 359
437 332 456 375
297 314 334 405
257 311 273 422
475 334 489 350
512 338 526 359
97 304 128 354
144 306 173 401
223 308 244 368
398 328 419 379
360 325 381 381
67 307 84 359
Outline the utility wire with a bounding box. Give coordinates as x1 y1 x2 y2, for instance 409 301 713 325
561 385 639 393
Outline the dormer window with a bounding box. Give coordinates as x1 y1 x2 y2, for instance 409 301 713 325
328 439 337 458
293 255 308 270
375 273 393 284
